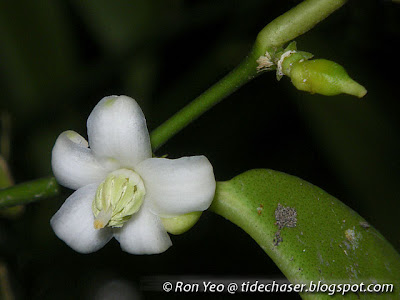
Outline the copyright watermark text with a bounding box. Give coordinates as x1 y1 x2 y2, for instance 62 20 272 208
142 277 395 296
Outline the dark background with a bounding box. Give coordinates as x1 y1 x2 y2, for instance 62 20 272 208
0 0 399 299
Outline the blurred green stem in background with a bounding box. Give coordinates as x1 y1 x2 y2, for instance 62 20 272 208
0 0 346 206
0 260 14 300
0 156 25 218
0 157 16 300
150 0 347 151
0 156 13 188
0 113 25 217
0 112 11 161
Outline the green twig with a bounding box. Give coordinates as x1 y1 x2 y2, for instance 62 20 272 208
150 50 260 151
0 177 59 209
255 0 347 50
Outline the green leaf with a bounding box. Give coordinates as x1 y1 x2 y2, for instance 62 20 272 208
210 169 400 299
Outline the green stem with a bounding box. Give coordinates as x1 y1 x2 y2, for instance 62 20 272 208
150 0 347 150
150 50 260 151
0 177 59 209
255 0 347 50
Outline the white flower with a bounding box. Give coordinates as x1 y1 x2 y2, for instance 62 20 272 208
50 95 216 254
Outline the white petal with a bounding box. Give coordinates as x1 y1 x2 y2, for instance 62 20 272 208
114 206 172 255
50 184 113 253
52 131 111 190
87 95 152 169
135 156 216 217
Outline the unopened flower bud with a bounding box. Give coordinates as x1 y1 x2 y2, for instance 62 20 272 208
288 59 367 98
161 211 202 235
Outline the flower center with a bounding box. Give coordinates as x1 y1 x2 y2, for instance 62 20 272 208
92 168 145 229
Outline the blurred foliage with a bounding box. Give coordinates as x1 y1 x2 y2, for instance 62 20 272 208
0 0 399 299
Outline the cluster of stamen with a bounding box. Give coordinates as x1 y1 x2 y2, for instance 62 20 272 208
92 169 146 229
